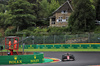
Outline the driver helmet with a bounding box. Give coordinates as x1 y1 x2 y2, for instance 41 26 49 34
67 53 70 55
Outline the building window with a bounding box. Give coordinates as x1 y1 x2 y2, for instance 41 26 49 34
51 21 55 24
61 10 67 14
51 18 55 24
66 16 69 21
58 17 62 22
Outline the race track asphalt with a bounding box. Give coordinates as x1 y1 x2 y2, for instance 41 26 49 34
1 52 100 66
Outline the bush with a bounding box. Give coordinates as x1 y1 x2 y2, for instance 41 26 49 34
0 33 2 37
5 28 13 36
4 26 16 36
21 29 32 37
94 26 100 33
31 27 48 36
47 27 67 35
4 27 70 37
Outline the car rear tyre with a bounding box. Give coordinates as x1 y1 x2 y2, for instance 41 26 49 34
62 59 65 62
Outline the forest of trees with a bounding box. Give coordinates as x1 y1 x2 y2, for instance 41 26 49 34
0 0 61 29
68 0 96 33
0 0 99 37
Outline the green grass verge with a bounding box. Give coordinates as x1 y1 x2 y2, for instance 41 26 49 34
24 49 100 52
1 49 100 52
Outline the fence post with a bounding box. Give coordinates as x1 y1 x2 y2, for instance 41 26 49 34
32 36 34 44
88 33 91 43
76 34 78 42
43 36 45 44
54 35 55 44
65 35 66 43
22 37 24 54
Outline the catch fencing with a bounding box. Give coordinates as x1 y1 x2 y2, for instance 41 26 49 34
0 33 100 45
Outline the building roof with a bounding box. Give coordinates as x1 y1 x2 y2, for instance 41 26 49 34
52 0 73 14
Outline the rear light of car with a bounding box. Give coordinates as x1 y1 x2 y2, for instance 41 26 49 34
67 56 70 60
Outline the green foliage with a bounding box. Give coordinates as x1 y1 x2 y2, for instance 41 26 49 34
5 28 14 36
71 0 97 9
0 4 5 13
94 26 100 33
56 0 66 5
16 27 48 36
32 27 48 36
68 0 96 33
21 29 32 37
0 12 9 28
47 27 67 35
71 0 78 9
4 27 69 36
4 26 16 36
6 0 36 31
40 0 50 17
32 0 50 26
49 0 60 15
39 0 60 17
0 0 98 37
34 27 47 33
37 0 60 26
0 33 2 37
0 13 5 28
96 0 100 20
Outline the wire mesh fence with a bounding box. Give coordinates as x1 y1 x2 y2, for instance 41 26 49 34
0 33 100 45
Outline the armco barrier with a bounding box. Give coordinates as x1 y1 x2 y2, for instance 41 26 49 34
0 52 44 65
4 43 100 49
37 43 100 49
19 45 37 49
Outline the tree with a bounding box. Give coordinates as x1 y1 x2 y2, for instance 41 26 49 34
0 0 9 13
56 0 66 5
68 0 96 33
26 0 60 26
96 0 100 20
0 13 5 28
31 0 48 26
38 0 60 26
0 12 9 29
40 0 50 18
0 4 5 13
72 0 97 9
40 0 60 17
49 0 60 15
6 0 36 31
71 0 78 9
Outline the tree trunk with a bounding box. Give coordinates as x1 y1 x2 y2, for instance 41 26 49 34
17 26 19 32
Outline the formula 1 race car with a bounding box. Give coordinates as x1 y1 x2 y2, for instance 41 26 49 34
62 53 75 61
